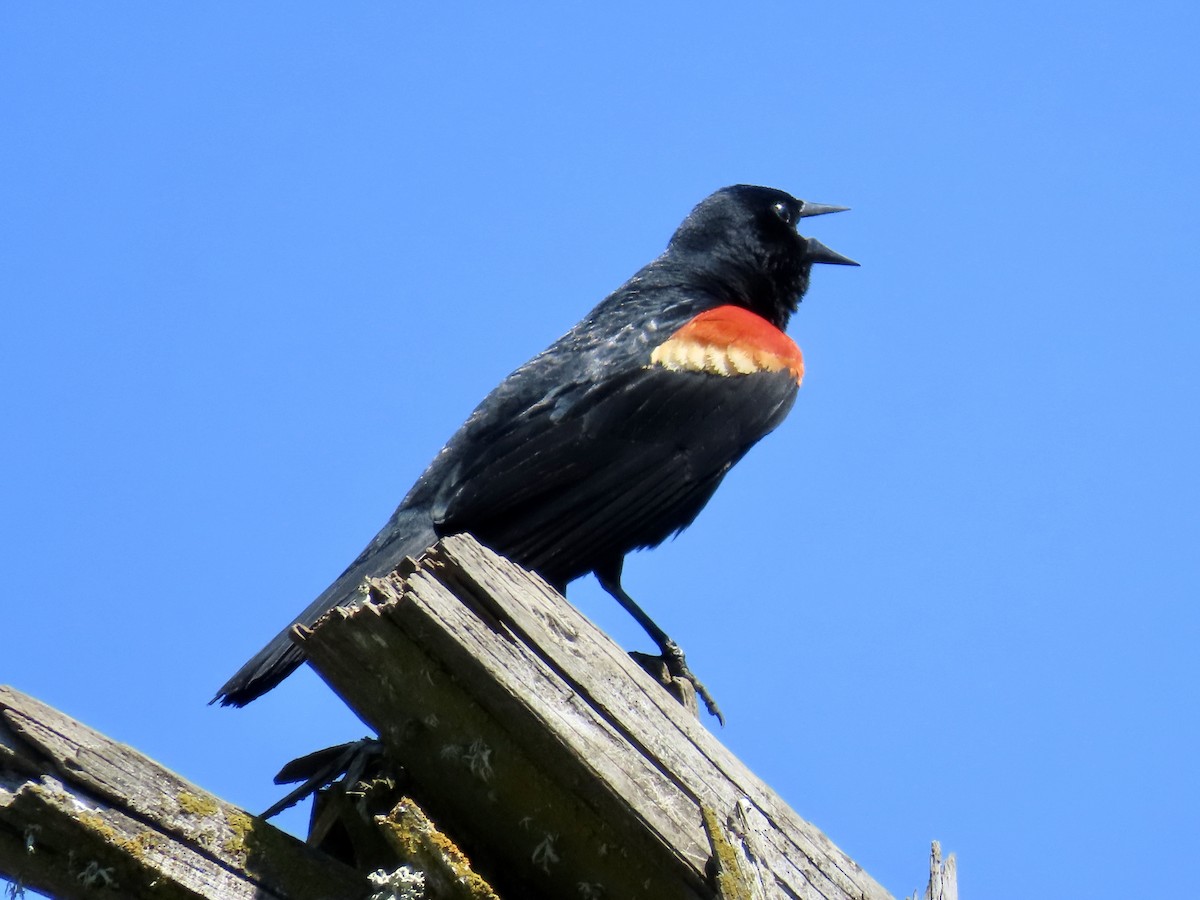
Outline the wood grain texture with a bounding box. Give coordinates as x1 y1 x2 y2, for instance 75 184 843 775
907 842 957 900
298 533 895 900
0 686 367 900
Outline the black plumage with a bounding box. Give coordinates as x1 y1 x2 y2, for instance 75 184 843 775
215 185 856 716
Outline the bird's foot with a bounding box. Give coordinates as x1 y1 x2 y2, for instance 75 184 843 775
648 639 724 726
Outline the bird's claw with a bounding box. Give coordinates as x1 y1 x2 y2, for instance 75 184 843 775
661 640 725 726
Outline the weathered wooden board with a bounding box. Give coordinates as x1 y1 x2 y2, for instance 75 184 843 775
907 842 957 900
0 686 368 900
298 533 895 900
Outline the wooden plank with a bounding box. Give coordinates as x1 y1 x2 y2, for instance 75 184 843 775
432 535 890 899
298 533 894 900
298 573 710 899
377 797 501 900
0 686 368 900
906 842 957 900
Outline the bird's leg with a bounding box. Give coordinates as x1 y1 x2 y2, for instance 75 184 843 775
595 564 724 725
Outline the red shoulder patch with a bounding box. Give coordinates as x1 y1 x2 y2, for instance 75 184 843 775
650 305 804 385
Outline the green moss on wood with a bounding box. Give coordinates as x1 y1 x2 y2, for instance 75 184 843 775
222 810 254 858
177 791 219 819
702 806 753 900
378 797 501 900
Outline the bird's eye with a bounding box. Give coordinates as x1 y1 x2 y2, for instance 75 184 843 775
772 201 795 226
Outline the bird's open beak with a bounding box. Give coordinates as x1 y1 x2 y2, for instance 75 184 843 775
805 236 860 267
798 201 850 218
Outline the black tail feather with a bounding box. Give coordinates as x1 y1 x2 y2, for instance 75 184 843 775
212 507 438 707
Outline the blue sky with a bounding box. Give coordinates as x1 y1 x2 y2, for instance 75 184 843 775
3 4 1197 897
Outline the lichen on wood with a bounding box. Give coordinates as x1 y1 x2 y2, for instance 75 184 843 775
377 797 500 900
0 685 368 900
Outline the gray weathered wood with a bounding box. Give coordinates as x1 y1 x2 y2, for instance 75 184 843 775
377 797 501 900
0 686 368 900
298 533 895 900
907 842 957 900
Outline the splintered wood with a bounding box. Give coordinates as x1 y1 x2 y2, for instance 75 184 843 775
297 533 895 900
0 686 366 900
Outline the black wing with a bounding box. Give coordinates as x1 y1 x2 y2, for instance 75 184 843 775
429 361 799 586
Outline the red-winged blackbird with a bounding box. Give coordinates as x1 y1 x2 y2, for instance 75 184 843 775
215 185 856 719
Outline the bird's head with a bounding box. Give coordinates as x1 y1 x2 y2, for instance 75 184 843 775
666 184 857 329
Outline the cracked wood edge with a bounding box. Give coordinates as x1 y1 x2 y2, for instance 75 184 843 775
0 686 367 900
300 533 894 900
431 534 893 900
299 573 712 900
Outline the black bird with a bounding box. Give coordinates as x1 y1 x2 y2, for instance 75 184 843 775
214 185 856 719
